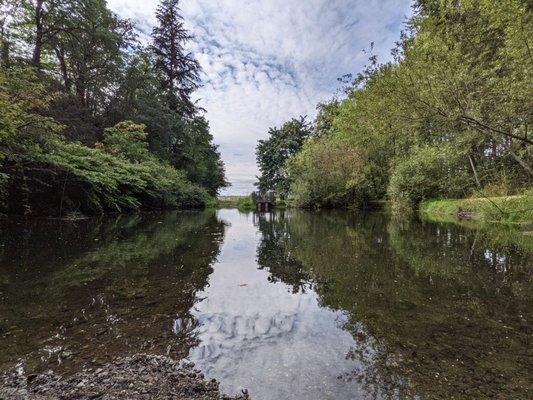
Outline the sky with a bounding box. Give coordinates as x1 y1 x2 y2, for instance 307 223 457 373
107 0 413 195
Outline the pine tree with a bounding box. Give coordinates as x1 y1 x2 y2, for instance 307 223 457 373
151 0 200 118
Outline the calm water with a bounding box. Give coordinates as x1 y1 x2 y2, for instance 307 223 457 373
0 209 531 399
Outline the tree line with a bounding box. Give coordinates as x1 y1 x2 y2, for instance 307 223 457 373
0 0 228 216
256 0 532 210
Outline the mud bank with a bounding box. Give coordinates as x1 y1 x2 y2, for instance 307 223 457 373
0 355 249 400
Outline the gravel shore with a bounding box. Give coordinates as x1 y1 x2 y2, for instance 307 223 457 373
0 355 249 400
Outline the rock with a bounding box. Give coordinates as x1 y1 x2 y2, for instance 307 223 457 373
0 354 249 400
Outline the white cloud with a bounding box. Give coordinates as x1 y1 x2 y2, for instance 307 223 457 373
108 0 413 195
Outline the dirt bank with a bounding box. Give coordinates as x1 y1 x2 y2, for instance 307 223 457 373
0 355 249 400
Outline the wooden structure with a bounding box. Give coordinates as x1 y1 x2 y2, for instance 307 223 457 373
251 191 275 212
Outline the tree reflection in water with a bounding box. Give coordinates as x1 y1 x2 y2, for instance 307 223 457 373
0 209 530 399
0 211 226 374
254 210 532 399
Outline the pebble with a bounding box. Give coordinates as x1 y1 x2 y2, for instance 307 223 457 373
0 354 250 400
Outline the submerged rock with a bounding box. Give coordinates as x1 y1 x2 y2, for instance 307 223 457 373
0 354 250 400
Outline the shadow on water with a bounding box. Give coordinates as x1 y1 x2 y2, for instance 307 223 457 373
0 211 226 374
0 209 531 399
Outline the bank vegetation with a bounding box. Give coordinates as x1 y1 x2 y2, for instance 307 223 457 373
0 0 228 216
256 0 532 221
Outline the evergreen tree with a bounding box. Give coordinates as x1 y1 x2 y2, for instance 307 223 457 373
151 0 200 118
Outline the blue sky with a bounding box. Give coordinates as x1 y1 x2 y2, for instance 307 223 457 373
108 0 413 195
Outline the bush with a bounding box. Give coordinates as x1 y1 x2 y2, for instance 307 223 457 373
2 119 209 215
237 196 255 211
388 144 473 207
40 125 209 214
287 135 365 208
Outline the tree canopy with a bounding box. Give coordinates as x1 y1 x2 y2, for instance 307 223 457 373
255 116 312 198
263 0 532 209
0 0 228 216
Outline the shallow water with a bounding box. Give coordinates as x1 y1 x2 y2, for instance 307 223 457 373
0 209 531 399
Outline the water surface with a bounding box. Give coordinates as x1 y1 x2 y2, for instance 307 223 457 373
0 209 531 399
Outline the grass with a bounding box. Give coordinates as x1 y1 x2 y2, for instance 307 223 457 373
420 192 533 225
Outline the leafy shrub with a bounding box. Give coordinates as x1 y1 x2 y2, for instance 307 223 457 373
237 196 255 211
287 134 365 208
28 124 210 214
102 121 150 162
388 144 473 206
0 70 209 215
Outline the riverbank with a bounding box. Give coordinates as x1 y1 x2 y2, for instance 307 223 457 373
419 194 533 225
212 196 289 212
211 196 255 211
0 355 249 400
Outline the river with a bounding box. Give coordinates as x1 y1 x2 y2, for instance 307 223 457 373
0 209 531 399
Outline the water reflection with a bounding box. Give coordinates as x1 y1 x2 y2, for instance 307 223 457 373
188 210 369 400
0 209 531 399
248 210 532 399
0 211 226 373
254 212 311 293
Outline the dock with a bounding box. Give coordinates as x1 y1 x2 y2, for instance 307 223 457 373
251 191 275 212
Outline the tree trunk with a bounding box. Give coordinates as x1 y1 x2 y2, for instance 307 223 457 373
468 156 481 188
76 79 87 107
31 0 45 69
54 45 70 91
509 149 533 178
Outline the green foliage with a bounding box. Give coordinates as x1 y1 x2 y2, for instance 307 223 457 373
107 53 228 196
313 100 341 137
151 0 201 117
288 134 364 208
388 144 473 205
209 196 253 209
256 116 312 197
0 67 63 210
205 197 219 209
0 68 208 215
281 0 532 210
0 0 228 215
103 121 150 163
0 68 63 147
237 196 255 212
41 134 209 214
172 116 229 196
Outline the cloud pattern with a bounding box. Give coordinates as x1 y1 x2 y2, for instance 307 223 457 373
108 0 413 195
